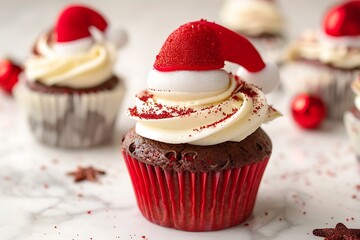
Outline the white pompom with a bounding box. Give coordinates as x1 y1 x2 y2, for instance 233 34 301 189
105 27 127 49
237 61 279 94
54 37 93 56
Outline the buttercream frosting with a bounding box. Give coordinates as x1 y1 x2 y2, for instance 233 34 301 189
128 74 280 146
220 0 284 36
287 30 360 69
25 33 117 88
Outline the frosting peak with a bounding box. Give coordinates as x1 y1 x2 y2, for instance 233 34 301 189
25 33 117 88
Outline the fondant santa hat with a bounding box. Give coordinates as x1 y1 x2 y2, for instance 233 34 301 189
53 4 126 55
148 20 279 94
320 0 360 47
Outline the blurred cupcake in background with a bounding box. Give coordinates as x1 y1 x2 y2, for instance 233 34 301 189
15 4 127 148
220 0 285 63
344 77 360 160
281 0 360 120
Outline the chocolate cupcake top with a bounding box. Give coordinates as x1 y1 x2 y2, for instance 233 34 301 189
127 20 280 146
122 127 272 172
286 1 360 70
220 0 284 38
24 4 126 89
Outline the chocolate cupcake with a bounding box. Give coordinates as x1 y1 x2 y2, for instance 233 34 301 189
121 20 280 231
281 1 360 120
14 5 126 148
220 0 285 63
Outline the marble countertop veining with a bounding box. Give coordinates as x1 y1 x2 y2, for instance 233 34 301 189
0 0 359 240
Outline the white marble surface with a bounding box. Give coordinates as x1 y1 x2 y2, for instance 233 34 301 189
1 0 360 240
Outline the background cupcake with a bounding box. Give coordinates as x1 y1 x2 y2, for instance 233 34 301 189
220 0 286 63
281 0 360 120
122 20 280 231
344 77 360 160
14 4 126 148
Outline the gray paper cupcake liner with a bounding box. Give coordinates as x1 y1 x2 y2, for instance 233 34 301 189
14 81 125 148
281 62 359 120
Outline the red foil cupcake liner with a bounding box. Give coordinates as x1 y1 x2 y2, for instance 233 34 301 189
123 152 269 231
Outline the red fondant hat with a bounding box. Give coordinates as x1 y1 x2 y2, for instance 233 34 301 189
323 0 360 37
55 5 108 43
154 20 265 73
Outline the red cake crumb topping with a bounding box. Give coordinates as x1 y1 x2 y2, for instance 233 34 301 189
129 105 195 120
232 95 240 101
138 91 154 102
240 86 257 98
198 109 237 131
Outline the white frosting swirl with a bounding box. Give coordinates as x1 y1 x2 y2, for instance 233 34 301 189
128 75 280 145
287 30 360 69
25 33 117 88
220 0 284 36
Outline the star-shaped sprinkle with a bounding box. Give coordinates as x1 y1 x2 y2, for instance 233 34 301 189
313 223 360 240
67 166 106 183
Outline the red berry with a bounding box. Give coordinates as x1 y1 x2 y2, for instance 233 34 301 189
291 94 326 129
0 60 12 81
0 59 22 95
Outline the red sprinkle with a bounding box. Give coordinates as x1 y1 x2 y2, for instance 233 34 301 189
198 111 236 130
138 91 154 102
240 86 257 98
232 95 240 101
129 105 195 120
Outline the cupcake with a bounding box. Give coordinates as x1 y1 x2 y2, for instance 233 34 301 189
220 0 285 63
121 20 280 231
281 1 360 120
14 5 126 148
344 77 360 160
